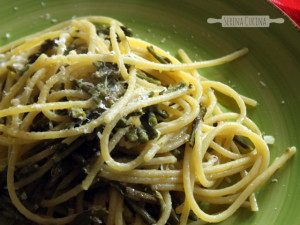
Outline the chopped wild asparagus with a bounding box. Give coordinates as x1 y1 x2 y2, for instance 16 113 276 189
137 71 161 85
147 45 172 64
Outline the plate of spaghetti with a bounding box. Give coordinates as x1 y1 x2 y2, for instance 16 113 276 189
0 1 299 225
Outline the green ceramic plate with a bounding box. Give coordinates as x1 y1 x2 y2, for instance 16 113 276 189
0 0 299 224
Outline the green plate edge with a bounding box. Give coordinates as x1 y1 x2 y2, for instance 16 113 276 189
0 0 299 224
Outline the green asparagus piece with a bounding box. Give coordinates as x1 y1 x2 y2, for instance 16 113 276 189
126 199 157 225
125 126 139 142
137 71 161 85
148 112 158 127
163 81 187 94
125 186 158 204
137 127 149 143
147 45 172 64
189 105 207 147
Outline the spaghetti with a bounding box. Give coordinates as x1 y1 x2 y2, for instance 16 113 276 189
0 16 296 225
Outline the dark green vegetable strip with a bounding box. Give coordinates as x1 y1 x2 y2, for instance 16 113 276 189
111 182 158 204
125 199 157 225
137 127 149 143
189 106 207 147
125 126 139 142
156 108 169 119
148 112 158 127
164 81 187 94
126 109 144 118
147 126 159 140
140 114 159 140
95 24 110 36
233 135 250 149
189 115 201 147
137 71 161 85
125 186 158 204
120 26 133 37
146 105 168 119
28 39 57 64
200 105 207 120
147 45 172 64
233 135 254 154
111 182 160 224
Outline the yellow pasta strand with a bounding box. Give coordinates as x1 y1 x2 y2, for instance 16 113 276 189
0 16 296 225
